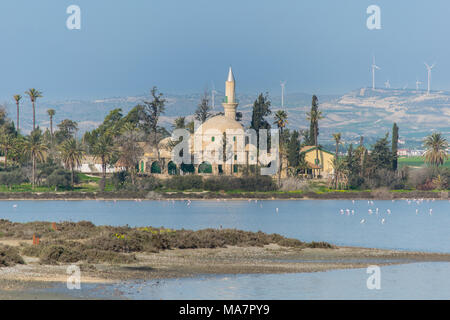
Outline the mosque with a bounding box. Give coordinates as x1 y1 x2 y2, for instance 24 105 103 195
137 67 335 178
138 67 251 176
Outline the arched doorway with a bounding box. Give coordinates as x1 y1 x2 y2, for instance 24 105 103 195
168 161 177 175
198 161 212 174
150 161 161 174
180 162 195 174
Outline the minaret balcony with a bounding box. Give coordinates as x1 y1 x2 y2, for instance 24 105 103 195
223 97 239 104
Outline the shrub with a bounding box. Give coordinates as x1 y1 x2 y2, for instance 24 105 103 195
201 176 277 192
165 175 204 190
135 176 162 191
0 245 24 267
0 169 28 188
239 176 277 191
46 169 76 190
111 171 130 190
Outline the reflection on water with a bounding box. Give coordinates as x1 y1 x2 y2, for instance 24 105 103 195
1 199 449 252
47 262 450 300
8 199 446 300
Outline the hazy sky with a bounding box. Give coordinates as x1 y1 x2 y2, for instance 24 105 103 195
0 0 448 99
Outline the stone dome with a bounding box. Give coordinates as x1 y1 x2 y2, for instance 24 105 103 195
196 115 243 135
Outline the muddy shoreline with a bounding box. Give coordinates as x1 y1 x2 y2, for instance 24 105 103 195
1 245 449 299
0 190 447 201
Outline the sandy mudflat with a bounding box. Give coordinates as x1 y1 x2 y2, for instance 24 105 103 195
0 244 449 299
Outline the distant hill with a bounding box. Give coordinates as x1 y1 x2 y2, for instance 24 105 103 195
5 87 449 148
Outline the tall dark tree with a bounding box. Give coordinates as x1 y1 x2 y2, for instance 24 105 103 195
368 133 393 174
250 93 271 171
142 87 166 169
392 123 399 171
308 95 319 145
194 91 212 123
250 93 271 133
287 130 300 169
306 98 323 172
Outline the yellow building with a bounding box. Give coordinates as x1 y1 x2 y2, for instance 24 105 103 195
300 146 335 178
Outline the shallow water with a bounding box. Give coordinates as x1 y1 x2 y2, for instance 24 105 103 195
46 262 450 299
5 199 448 299
1 199 449 252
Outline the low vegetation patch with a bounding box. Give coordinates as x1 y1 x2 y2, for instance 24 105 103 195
0 220 335 266
0 245 24 267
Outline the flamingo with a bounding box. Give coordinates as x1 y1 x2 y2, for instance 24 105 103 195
381 218 385 224
360 219 365 224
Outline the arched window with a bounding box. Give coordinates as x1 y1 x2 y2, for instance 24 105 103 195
150 161 161 174
168 161 177 175
198 161 212 174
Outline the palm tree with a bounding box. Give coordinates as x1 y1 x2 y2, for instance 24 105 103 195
59 138 85 186
92 134 115 188
25 89 43 130
332 133 342 189
47 109 56 137
423 133 448 167
13 94 22 131
0 131 15 169
273 110 288 135
273 110 288 185
306 108 323 177
23 129 48 188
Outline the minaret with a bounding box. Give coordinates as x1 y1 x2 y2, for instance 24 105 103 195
223 67 238 120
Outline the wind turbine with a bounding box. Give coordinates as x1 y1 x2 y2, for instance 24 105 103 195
211 82 217 110
384 80 390 89
371 56 380 90
424 62 435 95
415 79 422 91
280 81 286 108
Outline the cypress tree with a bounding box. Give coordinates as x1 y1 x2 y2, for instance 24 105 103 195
392 123 399 171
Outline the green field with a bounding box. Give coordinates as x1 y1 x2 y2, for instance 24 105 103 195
398 157 450 168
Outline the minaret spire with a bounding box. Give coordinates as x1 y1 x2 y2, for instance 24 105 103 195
223 66 238 120
227 66 235 82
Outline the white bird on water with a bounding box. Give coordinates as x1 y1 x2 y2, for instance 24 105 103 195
368 209 373 215
387 209 391 215
416 209 419 215
12 204 17 208
360 219 365 224
381 218 386 224
276 208 279 213
429 208 433 215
